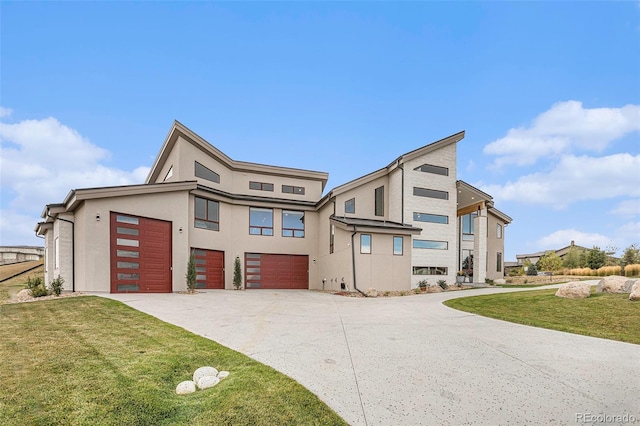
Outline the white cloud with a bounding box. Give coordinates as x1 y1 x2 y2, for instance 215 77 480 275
609 199 640 219
0 106 12 117
483 101 640 168
0 115 150 245
536 229 612 250
480 153 640 208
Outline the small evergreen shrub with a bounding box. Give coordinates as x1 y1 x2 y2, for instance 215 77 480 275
49 275 65 296
186 255 196 293
437 279 448 290
526 264 537 276
233 257 242 290
27 276 49 298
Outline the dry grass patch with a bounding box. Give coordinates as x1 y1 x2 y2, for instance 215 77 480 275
0 264 44 302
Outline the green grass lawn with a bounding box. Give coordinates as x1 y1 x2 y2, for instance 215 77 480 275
0 297 347 426
444 288 640 345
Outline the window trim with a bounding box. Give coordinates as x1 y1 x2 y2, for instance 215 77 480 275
345 198 355 214
282 210 305 238
393 236 403 256
249 207 274 236
360 234 372 254
194 197 220 231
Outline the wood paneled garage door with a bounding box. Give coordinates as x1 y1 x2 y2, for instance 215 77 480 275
110 212 172 293
191 248 224 289
245 253 308 289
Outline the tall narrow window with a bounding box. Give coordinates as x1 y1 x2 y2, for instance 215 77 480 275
361 234 372 254
282 210 304 238
462 213 477 241
194 197 219 231
393 236 403 255
329 224 335 254
375 186 384 216
345 198 355 214
497 252 503 272
195 161 220 183
54 237 59 269
249 207 273 235
497 223 503 239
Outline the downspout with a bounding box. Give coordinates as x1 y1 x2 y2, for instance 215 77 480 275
350 225 367 297
399 161 405 224
47 213 75 292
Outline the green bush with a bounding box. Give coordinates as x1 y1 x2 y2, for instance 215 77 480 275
485 278 494 285
233 256 243 290
437 279 448 290
526 264 538 276
49 275 65 296
27 276 49 298
186 254 196 293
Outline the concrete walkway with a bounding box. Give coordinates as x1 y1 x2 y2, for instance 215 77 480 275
105 283 639 425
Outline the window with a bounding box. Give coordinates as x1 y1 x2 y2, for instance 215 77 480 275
497 223 503 239
195 197 219 231
345 198 355 214
54 237 59 269
497 252 503 272
393 236 403 255
361 234 371 254
163 166 173 181
116 215 139 225
249 207 273 235
462 213 477 241
282 185 305 195
375 186 384 216
195 161 220 184
413 266 448 275
413 212 448 224
413 187 448 200
413 239 448 250
282 210 304 238
461 250 473 271
249 181 274 191
330 224 335 254
414 163 448 176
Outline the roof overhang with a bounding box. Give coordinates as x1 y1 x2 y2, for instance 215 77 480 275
330 215 422 235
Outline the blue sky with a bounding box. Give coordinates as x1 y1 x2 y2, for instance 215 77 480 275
1 2 639 260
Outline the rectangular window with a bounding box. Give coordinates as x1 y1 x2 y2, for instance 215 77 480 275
413 239 448 250
330 224 335 254
413 212 448 224
414 164 449 176
249 207 273 235
412 266 448 275
54 237 59 269
413 187 448 200
282 185 305 195
282 210 304 238
116 215 139 225
117 250 139 258
116 227 139 236
249 181 274 191
361 234 372 254
375 186 384 216
117 261 139 269
116 238 139 247
393 236 403 255
497 223 503 239
462 213 477 241
497 252 502 272
461 250 474 271
345 198 355 214
195 197 219 231
195 161 220 183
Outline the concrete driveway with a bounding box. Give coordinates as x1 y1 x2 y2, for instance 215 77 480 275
106 284 639 425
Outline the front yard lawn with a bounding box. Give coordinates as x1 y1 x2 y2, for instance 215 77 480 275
444 289 640 345
0 297 347 426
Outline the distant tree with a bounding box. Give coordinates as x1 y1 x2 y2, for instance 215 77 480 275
620 243 640 267
562 246 582 269
578 250 588 268
526 263 538 276
586 246 606 270
538 251 562 272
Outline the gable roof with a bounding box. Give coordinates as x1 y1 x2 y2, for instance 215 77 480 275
146 121 329 189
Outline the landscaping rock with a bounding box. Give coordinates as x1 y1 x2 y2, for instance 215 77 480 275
494 279 506 285
630 282 640 302
366 288 378 297
176 380 196 395
193 366 218 383
623 279 638 293
217 371 230 379
427 285 442 293
197 375 220 390
595 275 629 293
555 282 591 299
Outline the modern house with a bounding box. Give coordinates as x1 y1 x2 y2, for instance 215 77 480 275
36 121 511 293
515 241 590 266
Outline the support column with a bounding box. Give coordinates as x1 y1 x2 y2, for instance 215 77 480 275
473 209 488 284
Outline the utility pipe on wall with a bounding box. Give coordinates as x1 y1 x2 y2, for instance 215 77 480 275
350 225 367 297
47 212 75 292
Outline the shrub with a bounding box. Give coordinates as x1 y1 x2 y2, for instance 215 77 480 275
569 267 593 276
186 254 196 293
625 264 640 277
417 279 428 289
49 275 65 296
596 265 622 277
27 276 49 298
437 279 448 290
485 278 494 285
233 256 242 290
526 264 537 276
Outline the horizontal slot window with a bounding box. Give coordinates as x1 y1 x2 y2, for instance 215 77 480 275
246 275 261 280
194 258 206 264
195 283 206 289
117 261 139 269
116 215 139 225
116 238 139 247
414 164 449 176
249 181 274 191
413 187 448 200
413 212 448 224
196 274 206 281
117 273 139 280
117 227 139 236
196 267 206 273
413 266 448 275
282 185 305 195
117 284 140 291
246 268 261 273
246 260 260 266
413 239 448 250
191 249 206 256
117 250 139 258
246 253 261 259
195 161 220 183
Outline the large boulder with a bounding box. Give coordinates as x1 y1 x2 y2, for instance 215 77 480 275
193 366 218 384
630 281 640 302
555 282 591 299
176 380 196 395
623 279 638 293
595 275 629 293
197 375 220 390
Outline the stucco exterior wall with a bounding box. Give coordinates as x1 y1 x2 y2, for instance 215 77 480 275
333 175 388 219
314 202 353 291
486 211 506 280
353 232 411 291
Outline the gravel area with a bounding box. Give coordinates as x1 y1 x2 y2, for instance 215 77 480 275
3 289 87 304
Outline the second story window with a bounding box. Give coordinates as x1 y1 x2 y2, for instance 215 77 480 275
414 163 449 176
195 161 220 184
249 181 274 191
249 207 273 236
497 223 503 239
375 186 384 216
462 213 477 241
282 210 304 238
195 197 219 231
282 185 305 195
345 198 355 214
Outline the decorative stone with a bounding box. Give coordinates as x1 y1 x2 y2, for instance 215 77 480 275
217 371 230 379
193 366 219 383
623 279 638 293
595 275 629 293
366 288 378 297
555 282 591 299
427 285 442 293
630 281 640 301
494 279 506 285
176 380 196 395
197 375 220 390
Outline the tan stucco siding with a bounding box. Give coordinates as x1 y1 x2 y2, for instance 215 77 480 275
314 202 354 291
486 212 506 280
354 233 411 291
388 168 403 224
334 175 389 219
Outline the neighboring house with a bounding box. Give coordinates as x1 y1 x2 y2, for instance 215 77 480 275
0 246 44 266
36 121 511 293
515 241 590 266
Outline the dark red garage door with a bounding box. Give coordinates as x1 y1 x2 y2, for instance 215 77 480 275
191 248 224 289
245 253 308 289
110 212 172 293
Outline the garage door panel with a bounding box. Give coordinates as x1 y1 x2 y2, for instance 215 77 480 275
191 248 224 289
245 253 308 289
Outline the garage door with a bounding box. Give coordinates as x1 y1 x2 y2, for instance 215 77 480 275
110 212 172 293
245 253 308 289
191 248 224 289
